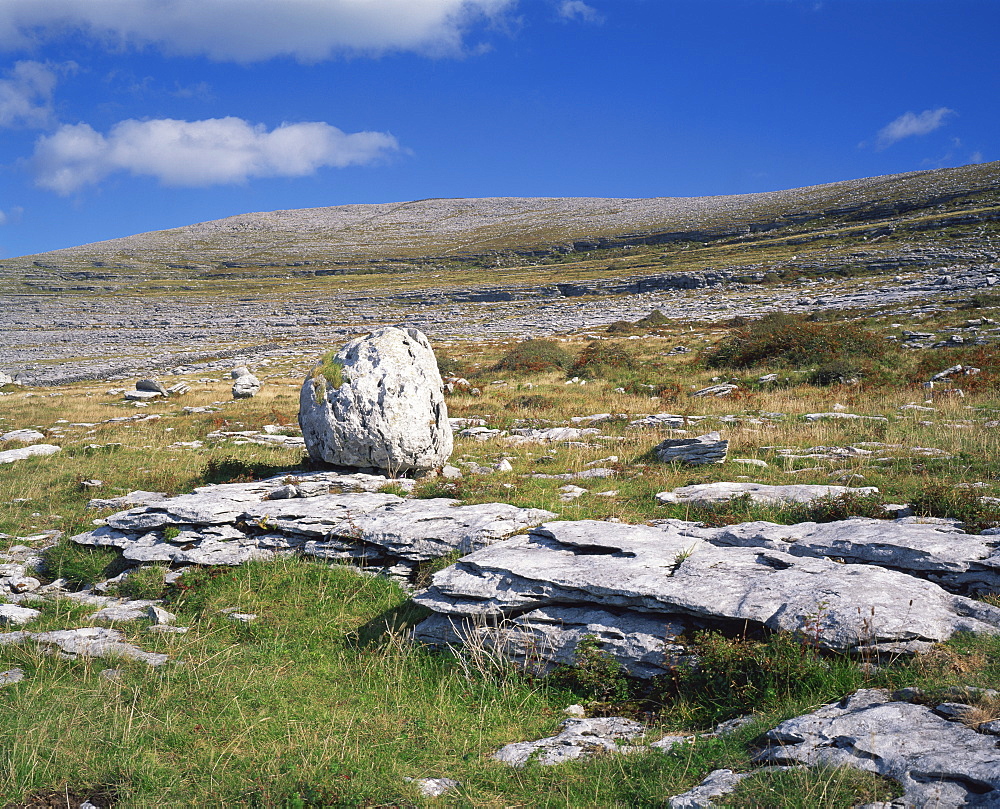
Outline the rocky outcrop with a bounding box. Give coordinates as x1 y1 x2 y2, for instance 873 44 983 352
756 688 1000 807
71 471 553 581
655 482 880 506
653 432 728 465
299 327 453 474
412 520 1000 676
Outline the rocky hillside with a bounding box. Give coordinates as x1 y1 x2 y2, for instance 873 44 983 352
3 162 999 285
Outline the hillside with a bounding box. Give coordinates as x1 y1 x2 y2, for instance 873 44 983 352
2 161 999 291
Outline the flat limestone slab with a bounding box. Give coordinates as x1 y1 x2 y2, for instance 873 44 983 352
655 481 879 506
413 520 1000 673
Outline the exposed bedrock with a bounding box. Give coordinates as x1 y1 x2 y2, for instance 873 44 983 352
412 519 1000 677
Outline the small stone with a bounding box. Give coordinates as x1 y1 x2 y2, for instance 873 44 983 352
0 668 25 686
147 605 176 625
228 612 257 623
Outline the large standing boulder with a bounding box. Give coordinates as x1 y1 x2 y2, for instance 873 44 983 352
299 327 453 474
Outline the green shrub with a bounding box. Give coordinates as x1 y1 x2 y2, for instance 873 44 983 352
571 341 637 379
492 339 573 373
547 635 634 704
802 491 889 522
436 354 467 378
636 309 670 327
675 631 861 725
704 313 888 377
315 350 345 388
200 455 279 485
910 482 1000 531
116 564 170 600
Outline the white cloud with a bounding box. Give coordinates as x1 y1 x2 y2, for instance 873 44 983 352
0 0 515 62
0 206 24 225
32 117 402 194
0 60 59 128
876 107 955 149
558 1 603 23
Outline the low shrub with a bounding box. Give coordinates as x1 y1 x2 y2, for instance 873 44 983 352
201 455 280 485
492 339 573 373
546 635 634 705
116 564 170 600
571 341 637 379
910 482 1000 531
675 631 861 725
704 313 889 380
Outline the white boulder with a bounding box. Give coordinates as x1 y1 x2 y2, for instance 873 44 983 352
298 327 452 474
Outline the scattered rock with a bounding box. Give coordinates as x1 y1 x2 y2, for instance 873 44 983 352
653 431 728 465
0 604 41 627
756 688 1000 807
404 777 461 797
232 373 262 399
0 429 46 444
136 379 168 395
493 717 646 767
655 482 879 507
0 627 169 666
0 443 61 465
0 668 25 686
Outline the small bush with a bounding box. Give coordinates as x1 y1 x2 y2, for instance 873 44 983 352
911 482 1000 531
547 635 634 704
636 309 670 327
803 491 889 523
492 339 573 373
436 354 467 378
571 341 637 379
201 455 276 485
704 313 888 376
605 320 636 335
675 631 861 725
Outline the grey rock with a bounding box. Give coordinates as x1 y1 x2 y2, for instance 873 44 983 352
690 383 739 397
0 604 41 627
756 688 1000 807
87 490 167 510
232 373 261 399
147 605 176 625
136 378 168 395
406 777 461 797
703 517 1000 594
493 717 646 767
0 668 25 686
654 432 728 465
124 389 162 400
0 627 168 666
655 482 879 506
89 599 160 623
231 366 252 378
0 429 46 444
413 520 1000 673
299 327 452 474
668 769 751 808
0 443 60 464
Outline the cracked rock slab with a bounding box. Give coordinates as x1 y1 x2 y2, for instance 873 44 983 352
0 627 169 666
493 717 646 767
756 688 1000 807
413 520 1000 673
655 482 880 506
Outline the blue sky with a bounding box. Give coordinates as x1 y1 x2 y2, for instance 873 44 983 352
0 0 996 259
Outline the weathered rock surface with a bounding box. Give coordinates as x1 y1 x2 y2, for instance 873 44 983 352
0 627 169 666
0 604 41 627
654 432 728 465
756 688 1000 807
702 517 1000 594
0 443 60 464
493 717 646 767
413 520 1000 675
232 372 261 399
72 471 553 579
655 482 880 506
0 429 46 444
299 327 452 474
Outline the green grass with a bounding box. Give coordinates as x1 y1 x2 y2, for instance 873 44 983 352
5 295 1000 804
